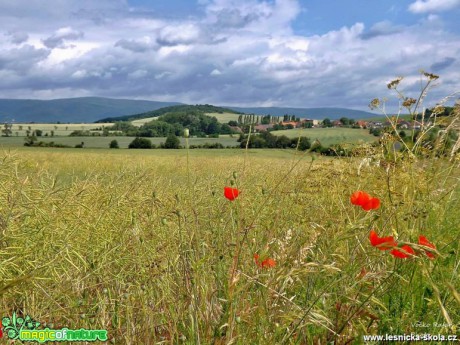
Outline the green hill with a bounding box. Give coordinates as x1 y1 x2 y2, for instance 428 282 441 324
97 104 242 122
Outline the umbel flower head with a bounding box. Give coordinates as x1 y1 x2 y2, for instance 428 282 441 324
224 187 240 201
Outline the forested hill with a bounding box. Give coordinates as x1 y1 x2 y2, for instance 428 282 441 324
0 97 182 123
96 104 241 122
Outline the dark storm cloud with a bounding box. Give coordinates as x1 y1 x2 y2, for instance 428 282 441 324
430 57 456 71
6 31 29 44
114 38 157 53
0 45 50 71
42 28 84 49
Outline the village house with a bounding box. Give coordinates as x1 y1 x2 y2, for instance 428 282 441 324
254 124 274 132
281 121 299 128
356 120 368 128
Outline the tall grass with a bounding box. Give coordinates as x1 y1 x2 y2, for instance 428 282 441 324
0 143 458 343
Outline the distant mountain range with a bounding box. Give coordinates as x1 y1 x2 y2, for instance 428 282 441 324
0 97 182 123
0 97 379 123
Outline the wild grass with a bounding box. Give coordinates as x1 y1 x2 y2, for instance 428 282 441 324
0 143 458 344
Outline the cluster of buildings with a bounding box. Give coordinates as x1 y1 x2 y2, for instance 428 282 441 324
231 117 427 134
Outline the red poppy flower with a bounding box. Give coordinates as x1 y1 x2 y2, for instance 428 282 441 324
369 230 397 250
350 191 371 206
418 235 436 259
254 253 276 268
350 191 380 211
362 197 380 211
224 187 240 201
391 245 415 259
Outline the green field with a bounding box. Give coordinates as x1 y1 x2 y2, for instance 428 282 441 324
130 117 158 126
0 135 240 149
270 127 378 146
0 127 378 149
205 112 240 123
7 123 113 136
0 146 458 344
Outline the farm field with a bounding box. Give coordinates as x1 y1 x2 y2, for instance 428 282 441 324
271 127 378 146
205 112 240 123
0 127 377 149
6 123 113 137
0 135 240 149
130 117 158 126
1 147 458 344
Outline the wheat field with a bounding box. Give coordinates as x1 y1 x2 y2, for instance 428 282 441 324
0 147 459 344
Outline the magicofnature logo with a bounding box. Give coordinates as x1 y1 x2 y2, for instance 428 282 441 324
1 312 108 343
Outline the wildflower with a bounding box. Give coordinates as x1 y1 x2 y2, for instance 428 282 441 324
369 98 381 110
224 187 240 201
362 197 380 211
254 254 276 268
402 97 417 108
350 191 380 211
369 230 397 250
350 191 370 206
387 77 403 89
418 235 436 259
391 245 415 259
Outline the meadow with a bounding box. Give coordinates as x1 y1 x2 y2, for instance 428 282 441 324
5 123 113 137
270 128 378 147
0 145 458 344
0 135 240 149
0 127 377 149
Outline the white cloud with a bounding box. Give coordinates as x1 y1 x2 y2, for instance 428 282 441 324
0 0 458 111
408 0 460 13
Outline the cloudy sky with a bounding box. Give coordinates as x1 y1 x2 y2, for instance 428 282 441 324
1 0 459 111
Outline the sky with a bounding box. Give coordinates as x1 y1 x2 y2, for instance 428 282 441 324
0 0 459 111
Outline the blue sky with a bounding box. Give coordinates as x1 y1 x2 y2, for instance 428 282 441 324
0 0 459 111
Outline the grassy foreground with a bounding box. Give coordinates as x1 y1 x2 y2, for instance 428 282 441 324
0 147 459 344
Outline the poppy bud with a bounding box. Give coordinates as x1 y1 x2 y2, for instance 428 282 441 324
184 128 190 138
233 171 238 179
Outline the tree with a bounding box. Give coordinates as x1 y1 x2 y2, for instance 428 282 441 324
129 137 152 149
24 134 37 146
275 135 291 148
322 118 333 127
164 134 180 149
228 120 238 126
34 129 43 137
2 123 12 137
109 139 119 149
297 137 311 151
340 117 350 126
